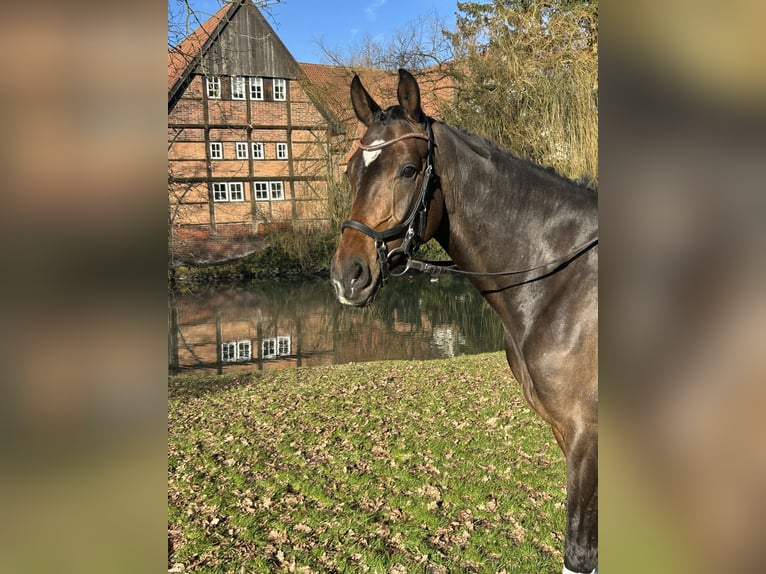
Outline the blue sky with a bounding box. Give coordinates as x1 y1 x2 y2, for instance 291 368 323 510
171 0 458 63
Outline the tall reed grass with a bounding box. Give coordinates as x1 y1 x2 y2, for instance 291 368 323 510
442 2 598 184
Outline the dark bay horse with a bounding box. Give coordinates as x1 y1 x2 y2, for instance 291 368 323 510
330 69 598 574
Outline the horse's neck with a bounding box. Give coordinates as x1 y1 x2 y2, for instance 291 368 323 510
434 123 597 274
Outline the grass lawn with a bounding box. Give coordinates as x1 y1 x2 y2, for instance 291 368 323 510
168 352 567 573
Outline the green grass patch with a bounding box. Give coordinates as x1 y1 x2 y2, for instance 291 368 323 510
169 353 566 573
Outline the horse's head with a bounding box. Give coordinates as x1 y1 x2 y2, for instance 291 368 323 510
330 69 442 306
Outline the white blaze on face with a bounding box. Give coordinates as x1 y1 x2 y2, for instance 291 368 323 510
332 278 354 306
362 140 385 167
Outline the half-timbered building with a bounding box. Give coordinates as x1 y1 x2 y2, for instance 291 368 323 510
168 0 454 264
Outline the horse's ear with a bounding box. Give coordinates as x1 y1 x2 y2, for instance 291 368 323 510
397 68 424 123
350 74 381 127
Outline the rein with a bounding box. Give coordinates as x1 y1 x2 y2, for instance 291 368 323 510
405 236 599 285
341 118 598 287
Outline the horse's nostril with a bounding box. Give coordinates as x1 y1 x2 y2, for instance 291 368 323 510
349 262 361 286
347 259 370 293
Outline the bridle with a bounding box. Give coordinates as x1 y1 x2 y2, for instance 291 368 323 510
341 117 437 285
341 117 599 287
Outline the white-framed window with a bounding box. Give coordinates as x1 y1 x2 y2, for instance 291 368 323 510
209 142 223 160
277 336 291 356
235 142 249 159
270 181 284 200
249 77 263 100
273 78 286 101
229 182 244 201
212 182 245 202
253 181 269 201
262 338 276 359
231 76 246 100
206 77 221 99
212 182 228 202
262 335 290 359
222 339 252 363
276 142 288 159
238 340 252 360
251 142 264 159
251 182 284 202
221 342 236 362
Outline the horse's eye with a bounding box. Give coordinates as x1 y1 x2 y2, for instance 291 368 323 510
400 164 418 179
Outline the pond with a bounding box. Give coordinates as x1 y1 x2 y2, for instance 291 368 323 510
168 273 505 375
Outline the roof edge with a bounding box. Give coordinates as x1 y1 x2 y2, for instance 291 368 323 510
168 2 241 107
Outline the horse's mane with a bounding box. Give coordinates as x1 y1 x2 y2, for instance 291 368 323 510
440 120 598 193
370 106 597 192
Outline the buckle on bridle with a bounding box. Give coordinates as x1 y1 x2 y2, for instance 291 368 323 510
388 226 417 278
375 239 391 285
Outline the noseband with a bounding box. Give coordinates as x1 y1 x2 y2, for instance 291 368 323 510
341 117 436 285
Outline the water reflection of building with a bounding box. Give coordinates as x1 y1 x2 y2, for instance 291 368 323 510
168 287 337 375
168 277 504 376
432 327 467 358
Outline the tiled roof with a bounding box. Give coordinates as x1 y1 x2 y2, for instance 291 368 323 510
168 3 234 92
299 64 394 121
298 64 453 122
299 63 456 163
298 64 399 149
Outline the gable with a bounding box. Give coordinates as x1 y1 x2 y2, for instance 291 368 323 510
194 3 299 79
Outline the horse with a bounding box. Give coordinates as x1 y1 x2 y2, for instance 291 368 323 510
330 69 598 574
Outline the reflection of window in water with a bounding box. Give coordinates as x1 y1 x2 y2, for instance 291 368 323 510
262 335 291 359
221 339 252 362
432 327 466 358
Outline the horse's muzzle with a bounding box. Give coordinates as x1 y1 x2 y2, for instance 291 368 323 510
330 253 379 306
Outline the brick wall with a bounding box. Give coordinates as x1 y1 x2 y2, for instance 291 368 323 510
170 224 266 264
169 73 335 264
